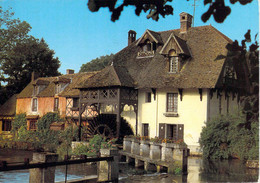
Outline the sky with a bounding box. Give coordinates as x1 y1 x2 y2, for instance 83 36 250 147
1 0 259 74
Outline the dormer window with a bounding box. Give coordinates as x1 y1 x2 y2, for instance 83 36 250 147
168 49 180 73
33 85 47 96
169 56 179 73
54 77 71 94
137 39 156 58
136 30 162 59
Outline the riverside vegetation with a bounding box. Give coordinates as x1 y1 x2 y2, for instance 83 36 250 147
199 110 259 161
0 112 117 159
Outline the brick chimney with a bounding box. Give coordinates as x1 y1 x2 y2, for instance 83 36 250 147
31 71 39 82
66 69 74 75
128 30 136 46
180 12 193 33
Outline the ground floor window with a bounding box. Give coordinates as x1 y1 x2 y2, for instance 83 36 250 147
29 120 37 130
142 123 149 137
2 120 12 131
159 123 184 141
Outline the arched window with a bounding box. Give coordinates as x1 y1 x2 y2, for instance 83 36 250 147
168 49 179 73
169 57 179 73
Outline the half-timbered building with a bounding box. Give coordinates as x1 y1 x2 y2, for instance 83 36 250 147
75 12 242 155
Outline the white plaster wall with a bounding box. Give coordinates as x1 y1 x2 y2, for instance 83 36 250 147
157 88 208 147
137 89 157 137
138 88 208 151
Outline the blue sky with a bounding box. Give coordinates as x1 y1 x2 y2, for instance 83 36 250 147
1 0 259 74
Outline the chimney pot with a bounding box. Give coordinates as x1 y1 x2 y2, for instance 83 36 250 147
179 12 193 33
66 69 74 75
128 30 137 46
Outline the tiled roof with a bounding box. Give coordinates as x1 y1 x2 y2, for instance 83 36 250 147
0 95 17 116
81 25 232 89
77 65 135 89
17 72 96 98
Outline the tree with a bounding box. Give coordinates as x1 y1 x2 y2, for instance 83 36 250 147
0 7 31 62
1 38 61 99
217 30 259 129
87 0 253 23
0 7 61 104
79 54 114 72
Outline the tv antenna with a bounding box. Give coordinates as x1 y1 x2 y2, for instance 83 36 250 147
192 0 199 27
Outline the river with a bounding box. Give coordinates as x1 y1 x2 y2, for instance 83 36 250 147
0 149 259 182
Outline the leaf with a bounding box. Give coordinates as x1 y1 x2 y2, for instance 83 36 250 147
204 0 212 5
249 44 259 52
244 30 251 42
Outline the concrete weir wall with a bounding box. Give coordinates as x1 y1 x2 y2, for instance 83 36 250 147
29 153 58 183
121 137 189 174
28 150 119 183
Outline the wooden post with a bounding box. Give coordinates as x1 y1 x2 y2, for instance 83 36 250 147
29 153 58 183
98 149 119 182
116 88 121 137
78 91 83 141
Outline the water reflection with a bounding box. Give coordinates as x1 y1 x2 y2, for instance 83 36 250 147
0 149 258 183
200 158 259 182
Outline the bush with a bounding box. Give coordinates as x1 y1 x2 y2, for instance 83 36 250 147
200 110 259 160
72 135 117 157
37 112 61 130
12 113 27 138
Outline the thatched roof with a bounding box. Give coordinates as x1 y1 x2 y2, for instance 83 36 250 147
77 65 135 89
79 25 232 89
17 72 96 98
0 94 17 117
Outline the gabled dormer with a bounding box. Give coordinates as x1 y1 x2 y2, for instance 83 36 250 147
32 79 50 96
136 29 162 58
54 77 71 95
160 33 191 73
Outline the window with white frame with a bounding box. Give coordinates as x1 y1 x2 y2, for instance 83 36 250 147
32 98 38 112
169 57 179 73
54 98 59 111
166 93 178 113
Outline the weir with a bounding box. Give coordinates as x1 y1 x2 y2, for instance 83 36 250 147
120 137 189 174
0 150 119 183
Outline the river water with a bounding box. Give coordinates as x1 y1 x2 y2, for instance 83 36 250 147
0 149 259 183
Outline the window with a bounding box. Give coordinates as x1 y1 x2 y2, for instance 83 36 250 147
54 98 59 111
167 93 178 113
143 40 152 51
73 98 79 108
29 120 37 130
145 92 151 103
2 120 12 131
169 57 178 73
142 124 149 137
159 123 184 141
32 98 38 112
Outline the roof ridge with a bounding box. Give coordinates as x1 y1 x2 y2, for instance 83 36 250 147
110 65 122 86
208 25 233 43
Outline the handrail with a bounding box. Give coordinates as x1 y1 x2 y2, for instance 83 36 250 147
0 156 113 172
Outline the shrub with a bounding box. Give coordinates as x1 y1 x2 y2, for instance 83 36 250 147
37 112 61 130
200 110 259 160
72 135 117 157
12 113 27 138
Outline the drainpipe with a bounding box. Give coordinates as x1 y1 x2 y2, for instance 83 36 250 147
156 91 159 137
